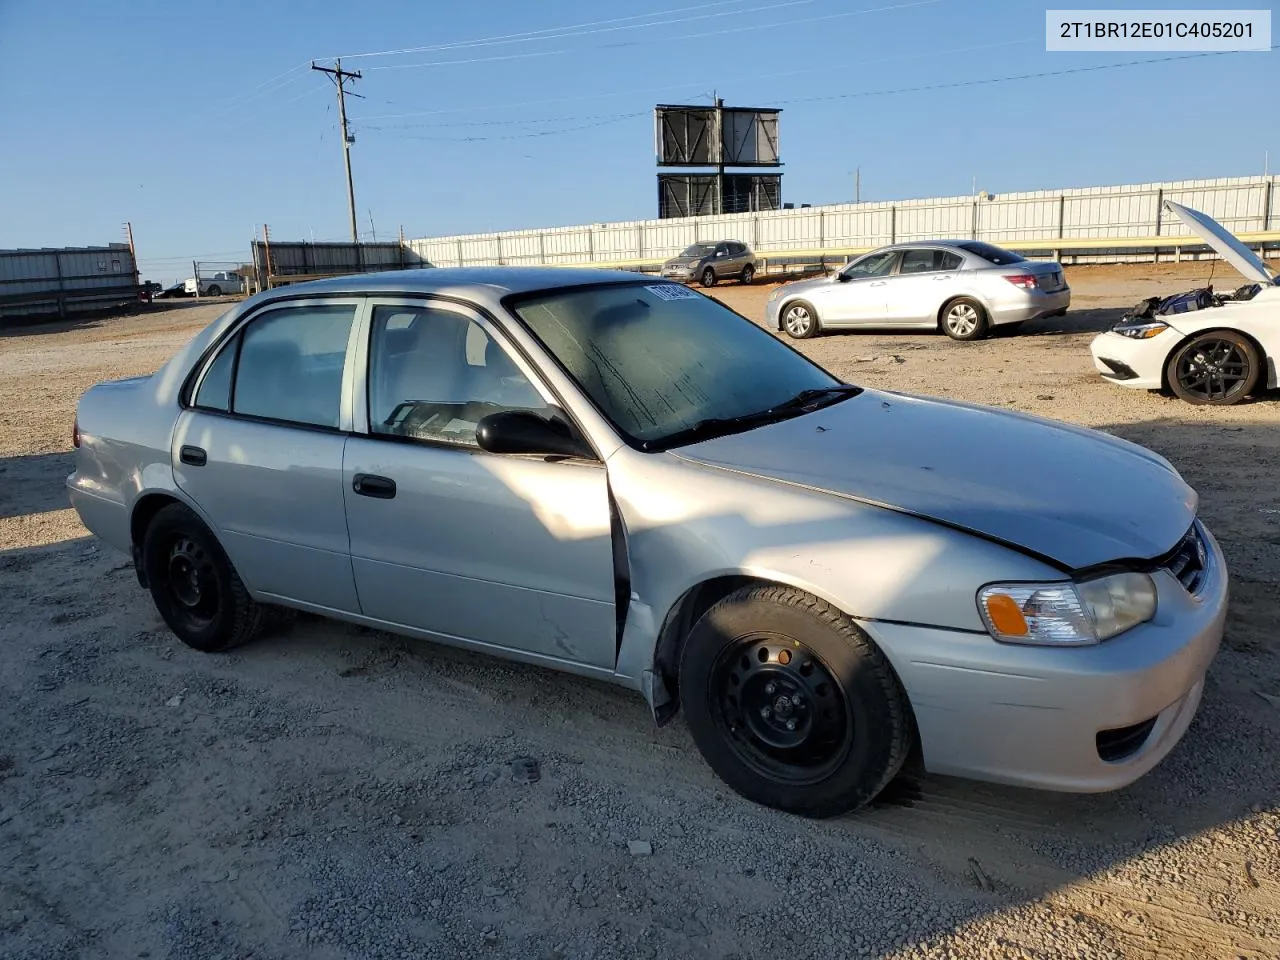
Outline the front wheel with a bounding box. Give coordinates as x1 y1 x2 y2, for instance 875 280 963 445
940 297 989 341
701 267 717 287
679 584 914 818
781 300 819 339
142 503 266 652
1166 331 1261 405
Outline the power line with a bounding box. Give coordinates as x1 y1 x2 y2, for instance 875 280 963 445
328 0 809 61
312 59 364 243
364 112 649 142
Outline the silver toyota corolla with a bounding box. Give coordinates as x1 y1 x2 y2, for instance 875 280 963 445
765 240 1071 341
68 267 1223 817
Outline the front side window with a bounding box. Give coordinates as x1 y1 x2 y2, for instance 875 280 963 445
194 303 356 427
680 243 715 259
367 304 549 447
842 250 898 280
510 282 841 448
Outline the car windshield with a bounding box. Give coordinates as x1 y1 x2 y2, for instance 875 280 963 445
680 244 716 258
508 282 846 449
957 241 1026 265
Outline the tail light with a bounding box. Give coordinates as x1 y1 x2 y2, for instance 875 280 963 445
72 416 80 448
1004 274 1039 290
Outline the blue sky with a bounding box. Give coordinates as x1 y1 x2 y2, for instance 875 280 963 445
0 0 1275 283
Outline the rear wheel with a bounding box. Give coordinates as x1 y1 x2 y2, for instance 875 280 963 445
940 297 989 341
206 284 222 297
1166 331 1261 405
679 584 913 818
741 264 755 284
142 503 265 652
782 300 819 339
701 267 717 287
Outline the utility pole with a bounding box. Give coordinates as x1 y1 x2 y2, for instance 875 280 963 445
855 167 861 203
312 59 363 243
714 96 725 216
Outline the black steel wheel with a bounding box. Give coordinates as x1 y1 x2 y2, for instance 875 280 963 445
679 584 914 818
701 266 717 287
1166 331 1261 406
142 502 266 652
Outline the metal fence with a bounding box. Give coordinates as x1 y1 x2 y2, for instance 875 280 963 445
251 240 426 288
407 175 1280 272
0 244 140 320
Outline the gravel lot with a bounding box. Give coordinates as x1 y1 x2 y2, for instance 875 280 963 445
2 262 1278 960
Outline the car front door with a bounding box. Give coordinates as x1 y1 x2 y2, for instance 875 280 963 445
171 299 363 612
341 298 618 668
819 249 899 324
883 248 963 324
711 242 733 278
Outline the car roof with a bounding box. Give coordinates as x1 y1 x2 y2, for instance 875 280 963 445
253 265 651 302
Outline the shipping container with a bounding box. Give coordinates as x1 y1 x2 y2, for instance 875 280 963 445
0 244 139 320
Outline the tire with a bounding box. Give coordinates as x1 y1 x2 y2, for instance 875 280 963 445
1165 330 1261 406
206 285 222 297
940 297 989 341
141 502 266 652
701 267 717 288
679 584 914 818
781 300 819 340
741 264 755 285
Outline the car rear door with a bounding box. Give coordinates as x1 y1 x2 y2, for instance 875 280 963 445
341 298 618 669
883 248 963 324
171 298 363 612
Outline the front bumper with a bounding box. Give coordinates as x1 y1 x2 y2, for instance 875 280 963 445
1089 329 1176 390
866 523 1227 793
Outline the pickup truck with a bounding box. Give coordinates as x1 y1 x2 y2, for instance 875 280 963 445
183 272 244 297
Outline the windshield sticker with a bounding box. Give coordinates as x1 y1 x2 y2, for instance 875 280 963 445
645 283 700 301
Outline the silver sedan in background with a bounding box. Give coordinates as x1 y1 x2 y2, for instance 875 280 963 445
766 240 1070 341
68 267 1219 818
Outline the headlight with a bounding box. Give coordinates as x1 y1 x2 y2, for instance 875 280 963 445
978 572 1157 646
1113 320 1169 339
768 286 782 301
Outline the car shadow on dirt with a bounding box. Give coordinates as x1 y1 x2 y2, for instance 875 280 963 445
0 452 73 520
2 419 1278 959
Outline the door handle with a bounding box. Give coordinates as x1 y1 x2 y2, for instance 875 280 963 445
179 445 207 467
352 473 396 499
934 275 952 280
869 281 887 287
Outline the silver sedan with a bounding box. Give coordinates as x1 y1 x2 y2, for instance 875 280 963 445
766 240 1071 341
68 267 1221 817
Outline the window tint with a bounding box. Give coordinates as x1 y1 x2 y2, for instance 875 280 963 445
194 338 237 411
898 249 965 273
368 304 549 447
232 304 356 428
511 283 839 447
898 249 939 274
958 241 1026 265
843 250 898 279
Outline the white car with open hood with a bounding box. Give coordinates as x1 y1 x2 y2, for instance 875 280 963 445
1089 200 1279 405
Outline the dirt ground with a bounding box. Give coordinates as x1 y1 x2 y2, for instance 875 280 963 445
1 262 1278 960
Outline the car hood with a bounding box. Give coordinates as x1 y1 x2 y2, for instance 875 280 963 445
774 274 834 298
1165 199 1276 285
671 389 1196 570
664 257 705 267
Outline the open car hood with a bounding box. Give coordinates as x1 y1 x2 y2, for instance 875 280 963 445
1165 200 1275 286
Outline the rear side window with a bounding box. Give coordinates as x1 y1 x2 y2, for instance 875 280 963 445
231 304 356 428
958 241 1026 265
939 251 963 270
194 340 236 412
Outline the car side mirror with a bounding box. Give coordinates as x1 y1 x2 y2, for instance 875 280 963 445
476 409 591 459
834 271 851 282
